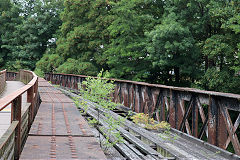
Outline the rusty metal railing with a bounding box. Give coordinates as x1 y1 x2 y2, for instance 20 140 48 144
0 70 39 159
45 72 240 155
0 70 6 94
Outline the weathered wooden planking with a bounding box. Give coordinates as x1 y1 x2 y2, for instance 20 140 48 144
39 92 73 103
87 99 233 160
80 104 153 159
20 136 106 160
29 102 93 136
38 78 52 87
80 102 164 159
98 126 144 160
118 126 167 159
86 105 165 159
84 108 145 159
110 108 231 160
21 79 107 160
89 126 126 160
38 86 62 94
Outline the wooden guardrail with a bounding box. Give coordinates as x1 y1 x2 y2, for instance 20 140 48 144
0 70 39 159
6 71 19 81
0 70 6 94
45 72 240 156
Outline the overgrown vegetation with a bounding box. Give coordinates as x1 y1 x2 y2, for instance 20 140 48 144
131 113 179 143
0 0 239 94
131 113 170 130
74 70 124 150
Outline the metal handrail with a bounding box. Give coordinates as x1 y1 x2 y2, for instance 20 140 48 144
46 72 240 100
45 72 240 155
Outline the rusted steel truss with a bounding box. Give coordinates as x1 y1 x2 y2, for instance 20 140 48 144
45 73 240 155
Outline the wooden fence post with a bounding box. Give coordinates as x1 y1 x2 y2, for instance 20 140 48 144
27 86 34 128
12 95 22 159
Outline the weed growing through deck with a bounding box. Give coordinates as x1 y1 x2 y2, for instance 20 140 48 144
74 70 124 150
131 113 171 130
130 113 179 143
158 129 179 143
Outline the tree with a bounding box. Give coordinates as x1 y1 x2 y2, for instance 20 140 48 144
35 51 64 74
105 0 163 81
33 0 239 94
1 0 63 70
56 0 113 72
199 0 240 92
146 13 200 85
56 58 98 76
0 0 21 69
223 4 240 75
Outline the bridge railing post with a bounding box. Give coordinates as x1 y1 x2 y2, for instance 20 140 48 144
4 69 6 82
27 86 34 128
34 78 38 116
218 104 228 149
11 95 22 160
208 96 218 146
0 70 6 94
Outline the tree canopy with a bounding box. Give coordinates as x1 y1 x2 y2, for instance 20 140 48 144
0 0 239 94
0 0 63 70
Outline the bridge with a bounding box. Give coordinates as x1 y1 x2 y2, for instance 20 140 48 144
0 70 239 159
0 70 105 159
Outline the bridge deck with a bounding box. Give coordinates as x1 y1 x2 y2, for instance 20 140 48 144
0 81 26 137
20 78 106 159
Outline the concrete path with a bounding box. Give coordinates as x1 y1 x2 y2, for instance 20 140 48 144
0 81 26 137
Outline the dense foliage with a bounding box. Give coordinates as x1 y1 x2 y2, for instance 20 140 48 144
0 0 239 94
0 0 63 70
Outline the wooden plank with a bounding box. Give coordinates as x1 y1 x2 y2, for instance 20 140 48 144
21 79 107 160
83 108 144 159
20 136 106 160
86 106 164 159
90 127 126 160
117 126 164 158
98 126 143 160
82 98 231 159
29 103 93 136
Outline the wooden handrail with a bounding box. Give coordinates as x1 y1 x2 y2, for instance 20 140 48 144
0 70 39 159
0 71 38 111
